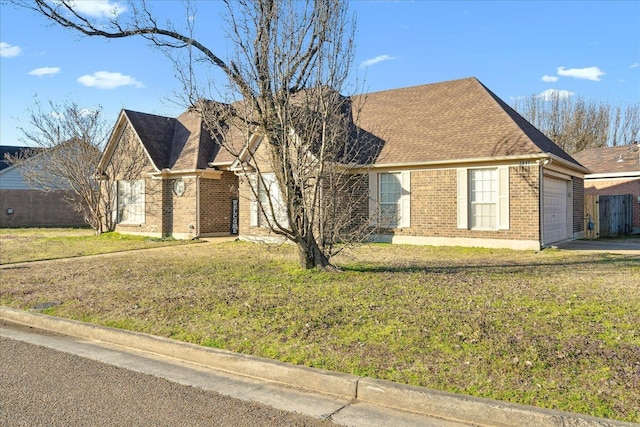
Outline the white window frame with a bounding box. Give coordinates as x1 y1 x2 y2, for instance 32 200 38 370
457 167 509 230
116 179 145 224
250 173 288 228
368 171 411 228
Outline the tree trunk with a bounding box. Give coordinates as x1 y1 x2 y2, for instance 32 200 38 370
296 236 334 271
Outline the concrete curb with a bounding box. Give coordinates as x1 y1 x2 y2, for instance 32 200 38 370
1 307 636 427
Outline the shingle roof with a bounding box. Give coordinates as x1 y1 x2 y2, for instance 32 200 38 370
120 77 582 172
354 77 582 167
573 143 640 174
123 109 228 170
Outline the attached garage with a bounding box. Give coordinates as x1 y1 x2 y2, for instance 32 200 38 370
543 176 570 245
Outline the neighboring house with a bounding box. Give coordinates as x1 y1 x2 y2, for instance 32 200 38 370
573 143 640 234
107 77 588 250
97 107 238 239
0 145 86 228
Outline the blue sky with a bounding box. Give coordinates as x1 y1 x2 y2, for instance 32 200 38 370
1 1 639 147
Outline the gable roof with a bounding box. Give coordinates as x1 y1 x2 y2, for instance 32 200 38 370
573 143 640 175
355 77 583 168
103 108 231 173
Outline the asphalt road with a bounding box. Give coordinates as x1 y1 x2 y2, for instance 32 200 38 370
0 336 336 427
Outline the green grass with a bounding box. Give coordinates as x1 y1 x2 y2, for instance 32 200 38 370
0 232 638 422
0 228 192 264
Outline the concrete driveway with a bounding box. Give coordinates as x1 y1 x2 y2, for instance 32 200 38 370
556 237 640 255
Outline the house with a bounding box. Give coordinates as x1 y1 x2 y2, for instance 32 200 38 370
573 143 639 234
236 77 588 250
97 107 238 239
106 77 588 250
0 145 86 228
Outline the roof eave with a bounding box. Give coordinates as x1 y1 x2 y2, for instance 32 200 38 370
354 153 590 174
584 171 640 179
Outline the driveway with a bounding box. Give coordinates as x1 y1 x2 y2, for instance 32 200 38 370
556 237 640 255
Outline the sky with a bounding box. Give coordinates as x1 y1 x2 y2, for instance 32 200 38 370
1 0 639 147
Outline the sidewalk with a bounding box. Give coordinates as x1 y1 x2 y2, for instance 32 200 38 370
1 307 635 427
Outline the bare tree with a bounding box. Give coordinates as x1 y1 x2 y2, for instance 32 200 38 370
512 93 639 154
7 99 110 232
18 0 374 269
610 104 640 147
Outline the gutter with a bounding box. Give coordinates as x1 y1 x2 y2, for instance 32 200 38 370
352 153 590 174
584 171 640 179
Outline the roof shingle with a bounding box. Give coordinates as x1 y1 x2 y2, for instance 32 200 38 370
573 143 640 174
354 77 582 167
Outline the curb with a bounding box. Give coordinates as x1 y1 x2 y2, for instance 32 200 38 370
1 307 636 427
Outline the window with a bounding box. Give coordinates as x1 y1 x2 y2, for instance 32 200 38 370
250 173 288 227
470 169 497 229
379 173 402 227
117 179 145 224
457 167 509 230
368 171 410 228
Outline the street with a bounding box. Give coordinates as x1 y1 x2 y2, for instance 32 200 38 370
0 335 336 427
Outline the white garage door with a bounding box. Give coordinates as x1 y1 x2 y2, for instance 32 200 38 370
543 177 568 245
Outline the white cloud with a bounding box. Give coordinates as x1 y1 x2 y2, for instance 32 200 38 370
541 75 559 82
535 89 575 101
77 71 144 89
80 108 97 117
65 0 127 18
360 55 396 68
631 63 639 68
557 66 605 81
0 42 22 58
28 67 61 77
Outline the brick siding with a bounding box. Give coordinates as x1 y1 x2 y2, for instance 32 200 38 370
0 189 86 227
382 166 540 242
199 171 239 235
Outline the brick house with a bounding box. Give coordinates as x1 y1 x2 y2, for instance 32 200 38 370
0 145 86 228
106 77 588 249
236 78 588 250
97 107 238 239
573 143 640 234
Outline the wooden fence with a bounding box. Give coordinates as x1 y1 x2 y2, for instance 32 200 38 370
584 194 633 238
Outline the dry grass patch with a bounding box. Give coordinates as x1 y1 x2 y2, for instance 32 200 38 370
0 228 192 264
1 240 638 421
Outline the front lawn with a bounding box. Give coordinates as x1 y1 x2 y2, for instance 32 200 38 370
0 238 638 421
0 228 192 264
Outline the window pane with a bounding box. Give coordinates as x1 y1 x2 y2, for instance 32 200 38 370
470 169 497 229
379 173 401 227
117 179 145 224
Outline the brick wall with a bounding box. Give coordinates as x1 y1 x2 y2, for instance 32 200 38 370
104 124 164 236
113 178 164 236
584 178 640 230
384 166 540 242
0 189 86 227
199 171 239 235
239 165 544 244
169 177 197 237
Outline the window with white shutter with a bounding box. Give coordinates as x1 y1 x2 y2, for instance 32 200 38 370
369 171 411 228
458 167 509 230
